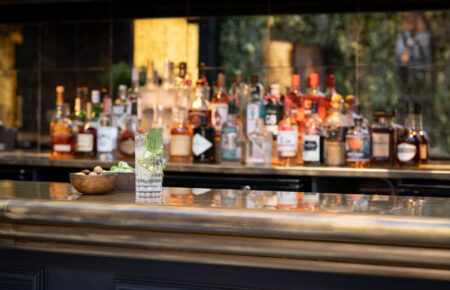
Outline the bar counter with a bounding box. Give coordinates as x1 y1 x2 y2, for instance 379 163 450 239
0 180 449 289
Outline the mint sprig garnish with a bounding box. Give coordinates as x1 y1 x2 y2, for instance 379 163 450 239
145 128 163 157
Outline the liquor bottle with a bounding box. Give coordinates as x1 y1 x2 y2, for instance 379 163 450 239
245 85 265 136
170 108 193 163
370 110 394 166
51 86 75 158
324 74 337 115
221 101 243 164
386 108 404 161
128 67 141 108
396 102 421 167
196 62 211 101
246 119 272 165
91 90 102 121
324 94 349 166
76 102 97 158
71 96 85 133
345 117 370 168
188 86 209 129
139 60 159 133
192 115 215 163
265 84 283 165
97 95 118 161
229 73 247 122
415 102 429 163
211 73 229 135
303 102 325 165
175 62 191 116
77 87 89 110
345 95 369 129
113 84 129 133
299 73 325 123
284 74 300 127
250 75 264 102
118 102 139 158
277 101 299 167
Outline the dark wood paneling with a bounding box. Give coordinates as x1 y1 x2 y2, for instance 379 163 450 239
0 268 44 290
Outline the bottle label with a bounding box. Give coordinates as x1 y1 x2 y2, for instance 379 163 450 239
221 127 237 160
265 107 278 136
397 143 417 162
420 144 428 160
303 135 321 162
211 103 228 132
246 104 260 134
277 130 298 157
247 135 265 163
188 109 206 128
192 133 213 156
170 135 192 157
53 144 71 152
346 135 370 162
372 133 390 158
277 192 298 207
76 133 94 152
112 105 124 115
325 141 345 166
120 138 135 155
97 126 118 152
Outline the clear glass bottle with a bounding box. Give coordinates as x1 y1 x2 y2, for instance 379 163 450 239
158 59 176 146
139 60 159 133
229 73 247 122
396 102 421 167
265 84 283 165
345 117 370 168
221 101 243 164
97 95 118 161
303 102 325 165
193 115 215 163
113 84 128 133
211 73 229 135
246 119 272 165
128 67 141 112
245 84 265 137
370 110 395 166
175 62 191 117
76 102 97 158
51 86 74 158
91 90 102 122
277 102 298 167
414 102 429 163
170 108 193 163
324 94 349 166
71 96 85 134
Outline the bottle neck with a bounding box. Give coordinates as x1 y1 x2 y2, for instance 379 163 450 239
416 112 423 129
407 112 416 129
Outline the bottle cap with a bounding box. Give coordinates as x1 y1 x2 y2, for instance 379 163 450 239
308 73 319 88
291 74 300 88
131 67 139 82
91 90 100 103
326 75 335 87
270 84 280 96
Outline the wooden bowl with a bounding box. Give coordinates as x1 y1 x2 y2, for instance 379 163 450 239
70 172 117 195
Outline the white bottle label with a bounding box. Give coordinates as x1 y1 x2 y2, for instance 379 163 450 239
211 103 228 132
247 135 265 163
53 144 71 152
192 133 212 156
420 144 428 160
97 126 118 152
303 135 320 162
372 133 390 158
76 134 94 152
246 104 259 134
170 135 192 157
397 143 417 162
277 130 298 157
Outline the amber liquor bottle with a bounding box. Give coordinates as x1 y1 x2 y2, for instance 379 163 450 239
415 102 429 163
370 110 394 166
50 86 75 158
76 102 97 158
170 109 193 163
396 102 421 167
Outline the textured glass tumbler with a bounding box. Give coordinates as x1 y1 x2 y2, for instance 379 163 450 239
135 134 162 203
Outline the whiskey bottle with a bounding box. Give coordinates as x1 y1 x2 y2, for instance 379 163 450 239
277 102 298 167
170 108 193 163
303 102 325 165
324 94 349 166
51 86 75 158
415 102 429 163
192 115 215 163
221 101 243 164
76 102 97 158
397 102 421 167
71 96 85 133
345 117 370 168
370 110 394 166
211 73 229 135
118 102 139 158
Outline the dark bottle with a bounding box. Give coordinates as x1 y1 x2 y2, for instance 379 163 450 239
414 102 429 163
396 102 421 167
302 102 325 165
370 110 394 166
193 115 215 163
76 102 97 158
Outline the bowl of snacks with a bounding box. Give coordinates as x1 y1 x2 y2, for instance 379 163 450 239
70 166 117 195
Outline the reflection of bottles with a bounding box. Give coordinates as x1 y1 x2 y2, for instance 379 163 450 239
370 110 394 165
324 94 349 166
397 102 421 167
170 187 193 206
193 115 215 163
303 102 325 165
276 192 298 210
245 191 266 209
139 60 159 132
345 117 370 168
221 101 243 164
246 119 272 165
51 86 75 158
170 109 193 163
415 102 429 164
299 192 320 211
277 103 298 167
76 102 97 158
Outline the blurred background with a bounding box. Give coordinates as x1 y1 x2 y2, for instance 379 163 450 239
0 1 448 158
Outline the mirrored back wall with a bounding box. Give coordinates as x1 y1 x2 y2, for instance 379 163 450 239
0 9 448 157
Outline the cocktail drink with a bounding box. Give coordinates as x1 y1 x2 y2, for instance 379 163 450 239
135 132 163 203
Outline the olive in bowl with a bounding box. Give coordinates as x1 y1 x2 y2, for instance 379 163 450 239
70 168 117 194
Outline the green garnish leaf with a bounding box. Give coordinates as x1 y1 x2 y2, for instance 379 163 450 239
145 128 163 156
